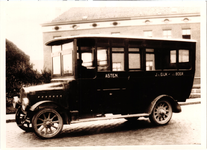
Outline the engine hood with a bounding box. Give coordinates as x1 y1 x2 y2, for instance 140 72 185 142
23 82 67 93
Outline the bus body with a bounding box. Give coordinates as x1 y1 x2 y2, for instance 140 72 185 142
13 35 196 139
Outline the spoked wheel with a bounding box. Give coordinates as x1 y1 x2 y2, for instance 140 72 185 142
32 108 63 139
15 106 33 132
149 100 172 125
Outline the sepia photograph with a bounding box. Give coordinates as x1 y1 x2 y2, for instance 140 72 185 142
1 1 206 149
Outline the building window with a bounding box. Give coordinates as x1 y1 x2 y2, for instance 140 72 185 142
182 29 191 39
144 30 152 37
163 29 171 38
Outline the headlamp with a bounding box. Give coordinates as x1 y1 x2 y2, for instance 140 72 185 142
22 97 29 110
13 96 20 108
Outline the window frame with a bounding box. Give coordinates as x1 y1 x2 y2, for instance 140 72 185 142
51 42 74 77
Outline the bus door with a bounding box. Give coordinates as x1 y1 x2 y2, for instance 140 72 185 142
76 41 97 118
96 46 128 114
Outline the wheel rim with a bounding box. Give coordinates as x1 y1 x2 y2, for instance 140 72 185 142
15 107 33 131
153 101 172 124
33 109 63 138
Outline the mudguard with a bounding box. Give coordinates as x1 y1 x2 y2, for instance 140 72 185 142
147 95 182 114
29 100 71 124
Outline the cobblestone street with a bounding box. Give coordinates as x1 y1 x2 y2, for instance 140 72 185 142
6 104 201 148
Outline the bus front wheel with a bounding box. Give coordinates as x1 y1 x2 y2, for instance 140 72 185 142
32 108 63 139
149 100 172 125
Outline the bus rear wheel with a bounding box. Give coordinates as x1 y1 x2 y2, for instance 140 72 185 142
149 100 172 125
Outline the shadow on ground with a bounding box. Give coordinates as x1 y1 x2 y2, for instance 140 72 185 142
59 118 158 138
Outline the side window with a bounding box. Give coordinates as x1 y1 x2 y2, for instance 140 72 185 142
112 48 124 71
179 50 189 63
80 47 94 69
78 46 95 78
62 43 73 74
51 45 61 75
163 49 177 69
128 48 141 70
146 49 155 71
170 49 189 63
97 47 110 72
51 43 73 75
52 56 61 75
82 52 93 68
164 49 190 69
170 50 176 63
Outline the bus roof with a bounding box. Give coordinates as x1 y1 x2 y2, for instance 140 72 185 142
46 34 196 46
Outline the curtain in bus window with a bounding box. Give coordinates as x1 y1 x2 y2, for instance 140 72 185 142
63 54 72 74
146 54 155 71
97 47 110 72
170 50 176 63
179 50 189 62
129 54 140 69
112 53 124 71
53 56 61 74
128 48 140 70
82 53 92 68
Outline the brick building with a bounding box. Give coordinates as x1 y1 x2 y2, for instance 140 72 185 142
42 7 200 84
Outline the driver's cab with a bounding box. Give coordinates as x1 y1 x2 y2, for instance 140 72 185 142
76 38 96 79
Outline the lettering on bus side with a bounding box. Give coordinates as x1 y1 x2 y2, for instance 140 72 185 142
155 72 184 77
105 73 118 78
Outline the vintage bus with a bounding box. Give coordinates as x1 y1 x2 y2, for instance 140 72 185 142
13 35 196 139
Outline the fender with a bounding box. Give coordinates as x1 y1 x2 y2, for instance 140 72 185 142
29 100 71 124
30 100 62 111
146 94 181 114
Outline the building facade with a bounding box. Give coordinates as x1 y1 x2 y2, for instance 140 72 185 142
42 7 200 84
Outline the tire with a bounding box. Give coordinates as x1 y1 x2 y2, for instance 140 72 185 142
149 100 172 125
32 108 63 139
15 106 33 132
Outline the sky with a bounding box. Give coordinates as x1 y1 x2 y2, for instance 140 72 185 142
3 2 72 71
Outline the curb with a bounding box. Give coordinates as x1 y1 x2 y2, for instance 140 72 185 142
6 99 201 123
6 119 15 123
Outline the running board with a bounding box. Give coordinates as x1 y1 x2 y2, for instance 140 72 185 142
70 113 149 124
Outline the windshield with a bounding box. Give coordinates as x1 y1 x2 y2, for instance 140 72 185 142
51 41 74 77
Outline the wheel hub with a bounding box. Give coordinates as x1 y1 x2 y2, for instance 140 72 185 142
159 109 166 115
44 119 53 128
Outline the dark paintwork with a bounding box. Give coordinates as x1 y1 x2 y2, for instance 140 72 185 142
18 36 195 123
